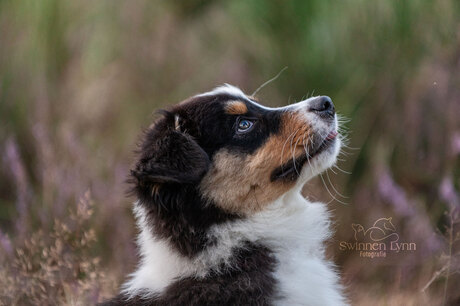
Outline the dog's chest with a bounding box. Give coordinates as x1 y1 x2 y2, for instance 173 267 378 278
271 248 345 306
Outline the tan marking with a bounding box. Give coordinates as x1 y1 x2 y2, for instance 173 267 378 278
200 112 313 215
225 101 248 115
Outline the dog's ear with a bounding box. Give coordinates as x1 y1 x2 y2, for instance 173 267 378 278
131 112 210 185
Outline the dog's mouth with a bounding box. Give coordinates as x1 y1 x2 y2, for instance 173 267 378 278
270 130 338 182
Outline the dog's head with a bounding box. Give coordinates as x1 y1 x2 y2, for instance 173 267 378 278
132 84 341 215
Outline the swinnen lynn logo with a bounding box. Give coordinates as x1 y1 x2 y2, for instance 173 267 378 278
339 217 416 258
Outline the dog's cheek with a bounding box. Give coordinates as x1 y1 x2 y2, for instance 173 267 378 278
199 149 295 215
199 151 249 213
199 112 312 215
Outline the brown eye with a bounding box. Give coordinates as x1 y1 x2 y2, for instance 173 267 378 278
237 118 254 133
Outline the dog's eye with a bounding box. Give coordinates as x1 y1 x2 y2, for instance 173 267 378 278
237 118 255 133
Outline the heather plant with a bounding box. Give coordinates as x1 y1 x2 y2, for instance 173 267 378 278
421 186 460 305
0 192 105 305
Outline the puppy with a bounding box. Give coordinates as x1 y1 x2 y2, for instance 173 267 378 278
101 85 347 305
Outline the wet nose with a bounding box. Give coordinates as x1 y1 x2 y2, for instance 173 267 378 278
308 96 335 118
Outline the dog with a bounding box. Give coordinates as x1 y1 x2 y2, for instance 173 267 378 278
101 84 347 305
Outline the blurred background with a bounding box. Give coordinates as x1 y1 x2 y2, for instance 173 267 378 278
1 0 459 305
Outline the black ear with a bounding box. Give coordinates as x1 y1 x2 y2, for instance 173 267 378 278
131 115 210 185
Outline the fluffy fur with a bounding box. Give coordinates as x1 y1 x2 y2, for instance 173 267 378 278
100 84 347 305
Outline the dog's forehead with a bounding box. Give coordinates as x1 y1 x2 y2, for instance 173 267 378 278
195 84 248 100
176 85 275 119
173 85 252 118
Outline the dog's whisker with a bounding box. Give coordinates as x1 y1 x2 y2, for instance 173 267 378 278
292 130 303 175
319 173 349 205
281 130 299 169
301 133 348 205
326 169 348 199
333 164 352 175
289 128 300 174
329 167 338 175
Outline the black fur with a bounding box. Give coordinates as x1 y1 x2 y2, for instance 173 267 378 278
173 94 282 156
102 91 286 305
129 94 283 257
130 109 238 257
131 128 210 184
99 242 278 306
136 183 238 257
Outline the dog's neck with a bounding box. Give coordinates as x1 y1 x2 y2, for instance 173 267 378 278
134 183 238 258
211 187 331 249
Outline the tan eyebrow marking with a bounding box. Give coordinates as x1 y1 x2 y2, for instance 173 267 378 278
225 101 248 115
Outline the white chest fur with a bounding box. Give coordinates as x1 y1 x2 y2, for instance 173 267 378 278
123 189 346 305
241 191 347 306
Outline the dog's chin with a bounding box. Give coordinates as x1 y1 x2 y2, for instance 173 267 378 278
297 136 341 184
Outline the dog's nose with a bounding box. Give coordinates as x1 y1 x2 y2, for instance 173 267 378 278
308 96 335 118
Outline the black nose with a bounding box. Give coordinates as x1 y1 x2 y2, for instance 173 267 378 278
308 96 335 118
